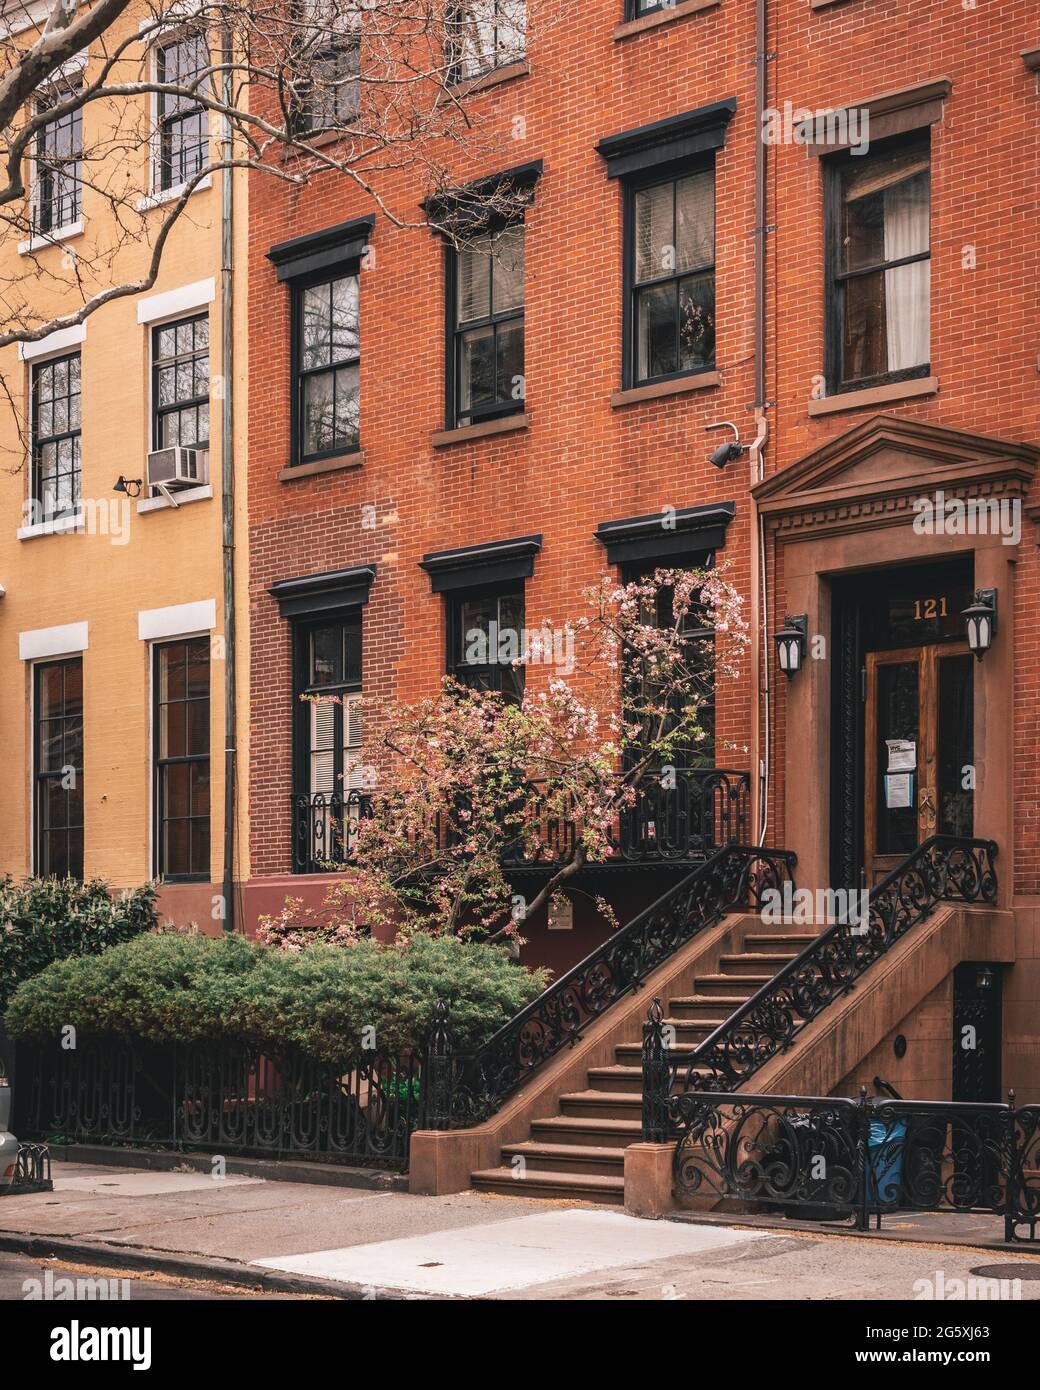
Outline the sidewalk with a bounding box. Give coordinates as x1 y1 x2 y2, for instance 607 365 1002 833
0 1157 1037 1300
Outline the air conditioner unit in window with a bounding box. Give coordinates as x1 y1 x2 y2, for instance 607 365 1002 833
146 445 208 492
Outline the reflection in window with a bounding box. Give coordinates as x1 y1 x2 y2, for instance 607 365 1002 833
153 314 210 449
31 352 81 521
155 639 211 880
453 225 524 426
831 138 930 387
296 273 360 460
34 658 84 878
631 170 715 384
450 588 524 702
156 33 209 192
446 1 526 83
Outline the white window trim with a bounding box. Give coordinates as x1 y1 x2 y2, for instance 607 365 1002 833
137 278 215 325
19 621 89 662
17 511 86 541
138 599 216 642
137 482 213 513
18 321 86 362
141 22 214 203
18 219 85 257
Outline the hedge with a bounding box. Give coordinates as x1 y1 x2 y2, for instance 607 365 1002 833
0 877 157 1012
4 930 548 1064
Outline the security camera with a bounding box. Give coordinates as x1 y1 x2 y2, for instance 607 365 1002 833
705 421 745 470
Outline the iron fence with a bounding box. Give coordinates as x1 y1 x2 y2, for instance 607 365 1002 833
14 1039 421 1170
665 1087 1039 1242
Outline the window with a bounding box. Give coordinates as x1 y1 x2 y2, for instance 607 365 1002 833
299 39 360 132
446 1 526 83
627 0 671 15
627 167 715 386
34 658 84 879
293 617 363 870
31 352 81 521
450 224 524 427
34 84 81 234
449 587 525 702
152 314 210 449
155 33 209 192
827 136 930 390
294 273 360 461
154 639 210 880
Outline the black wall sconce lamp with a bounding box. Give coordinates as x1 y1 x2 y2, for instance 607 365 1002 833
975 965 996 992
113 475 143 499
962 588 997 660
774 614 808 678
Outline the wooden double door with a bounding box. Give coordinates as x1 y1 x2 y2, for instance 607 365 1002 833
863 642 974 885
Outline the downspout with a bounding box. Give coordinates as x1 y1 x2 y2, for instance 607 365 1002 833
750 0 772 845
219 23 237 932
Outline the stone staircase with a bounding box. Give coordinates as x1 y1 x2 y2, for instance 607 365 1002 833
471 930 816 1203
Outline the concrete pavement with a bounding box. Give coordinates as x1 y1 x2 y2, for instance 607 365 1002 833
0 1158 1038 1300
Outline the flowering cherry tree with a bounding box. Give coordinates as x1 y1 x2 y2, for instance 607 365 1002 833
260 565 748 949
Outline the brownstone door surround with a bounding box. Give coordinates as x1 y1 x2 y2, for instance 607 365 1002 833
752 414 1037 904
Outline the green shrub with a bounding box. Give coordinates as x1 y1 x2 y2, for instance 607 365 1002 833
4 931 548 1063
0 877 158 1012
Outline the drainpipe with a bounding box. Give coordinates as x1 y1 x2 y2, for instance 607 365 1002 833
749 0 772 845
219 24 237 932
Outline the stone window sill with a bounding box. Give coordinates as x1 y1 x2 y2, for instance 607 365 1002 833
807 375 938 417
137 483 214 512
440 61 529 101
279 450 365 481
136 175 212 213
432 414 527 448
17 511 85 540
18 220 84 256
611 371 721 408
615 0 720 41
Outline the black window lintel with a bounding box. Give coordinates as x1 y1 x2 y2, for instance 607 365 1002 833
420 534 542 593
596 99 737 181
423 160 544 234
595 502 735 567
267 215 375 283
270 563 377 619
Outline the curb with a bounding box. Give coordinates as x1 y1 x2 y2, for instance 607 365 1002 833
0 1230 455 1300
49 1144 409 1191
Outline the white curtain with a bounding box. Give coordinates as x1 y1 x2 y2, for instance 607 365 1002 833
883 174 930 372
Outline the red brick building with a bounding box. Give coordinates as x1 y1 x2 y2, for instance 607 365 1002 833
246 2 1040 1105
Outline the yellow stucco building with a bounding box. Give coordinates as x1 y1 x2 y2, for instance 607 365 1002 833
0 4 249 928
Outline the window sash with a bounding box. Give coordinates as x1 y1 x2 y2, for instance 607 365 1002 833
450 230 525 426
155 36 209 191
34 658 84 879
154 639 210 881
152 314 210 450
35 98 81 233
31 352 81 521
294 274 361 461
446 1 526 84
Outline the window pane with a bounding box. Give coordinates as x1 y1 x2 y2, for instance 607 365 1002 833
491 225 524 312
459 324 496 413
163 762 191 820
676 171 714 270
310 626 344 686
842 268 887 383
495 319 524 404
634 181 673 283
330 276 359 361
884 259 929 372
841 149 929 273
678 272 715 371
458 238 492 323
302 371 335 455
334 362 360 448
637 282 677 380
300 284 332 369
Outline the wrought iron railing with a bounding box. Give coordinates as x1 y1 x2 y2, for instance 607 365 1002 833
423 843 797 1130
291 790 372 874
15 1039 421 1170
665 1087 1038 1242
667 836 998 1096
290 770 750 875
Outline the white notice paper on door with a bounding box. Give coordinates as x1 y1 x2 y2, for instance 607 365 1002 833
886 739 917 772
885 773 913 809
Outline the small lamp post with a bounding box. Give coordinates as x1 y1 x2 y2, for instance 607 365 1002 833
962 589 997 661
774 614 808 679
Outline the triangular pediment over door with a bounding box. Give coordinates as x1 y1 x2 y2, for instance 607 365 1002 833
753 414 1038 538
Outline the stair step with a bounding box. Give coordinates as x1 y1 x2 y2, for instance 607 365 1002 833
500 1141 625 1176
695 974 772 996
587 1064 645 1094
748 934 818 950
528 1115 642 1147
471 1166 625 1204
559 1088 642 1120
615 1040 699 1063
718 953 798 976
667 994 749 1020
